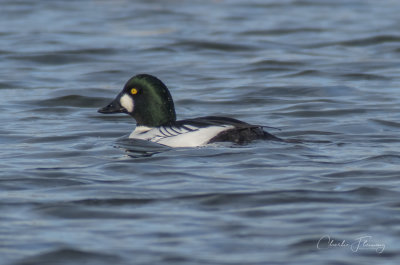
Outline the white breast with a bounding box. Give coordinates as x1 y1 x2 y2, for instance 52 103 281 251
129 125 233 147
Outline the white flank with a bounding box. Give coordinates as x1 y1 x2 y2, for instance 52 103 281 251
129 125 234 148
120 94 134 112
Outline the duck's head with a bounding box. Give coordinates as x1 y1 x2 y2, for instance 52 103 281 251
98 74 176 127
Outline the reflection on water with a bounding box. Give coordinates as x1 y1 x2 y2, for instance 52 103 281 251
1 0 400 264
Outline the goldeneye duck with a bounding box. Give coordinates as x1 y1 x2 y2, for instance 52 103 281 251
98 74 282 147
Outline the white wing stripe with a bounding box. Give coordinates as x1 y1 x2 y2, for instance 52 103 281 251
164 126 176 136
129 125 234 147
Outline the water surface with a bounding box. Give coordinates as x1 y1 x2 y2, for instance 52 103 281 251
1 0 400 264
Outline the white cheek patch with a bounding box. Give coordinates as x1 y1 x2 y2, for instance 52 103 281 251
120 94 134 113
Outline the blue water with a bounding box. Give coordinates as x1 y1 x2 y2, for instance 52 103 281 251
1 0 400 264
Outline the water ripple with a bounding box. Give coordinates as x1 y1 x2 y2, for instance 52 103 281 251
9 48 118 65
171 40 257 52
14 248 121 265
309 35 400 48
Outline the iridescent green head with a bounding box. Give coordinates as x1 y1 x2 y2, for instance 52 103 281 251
98 74 176 127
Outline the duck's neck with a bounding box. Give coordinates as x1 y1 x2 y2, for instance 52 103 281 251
132 111 176 127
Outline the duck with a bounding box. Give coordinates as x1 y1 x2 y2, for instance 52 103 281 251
98 74 282 147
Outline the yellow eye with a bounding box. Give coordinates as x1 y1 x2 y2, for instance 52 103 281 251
130 88 138 95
